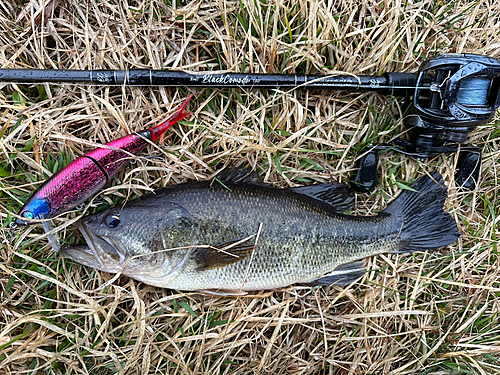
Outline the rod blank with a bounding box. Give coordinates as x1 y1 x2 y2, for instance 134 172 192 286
0 69 417 96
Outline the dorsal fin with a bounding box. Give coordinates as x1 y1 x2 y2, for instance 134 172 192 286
215 167 270 186
215 166 354 213
290 183 355 213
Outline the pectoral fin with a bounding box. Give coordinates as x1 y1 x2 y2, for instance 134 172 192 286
192 238 256 271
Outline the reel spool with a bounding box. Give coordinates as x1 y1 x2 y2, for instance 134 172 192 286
352 53 500 193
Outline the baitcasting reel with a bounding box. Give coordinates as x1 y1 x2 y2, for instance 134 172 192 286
351 53 500 193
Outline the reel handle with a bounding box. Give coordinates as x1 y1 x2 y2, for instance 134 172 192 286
351 54 499 193
350 145 482 193
455 149 481 190
350 148 379 193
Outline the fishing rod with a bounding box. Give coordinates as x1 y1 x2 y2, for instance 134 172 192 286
0 66 418 94
2 53 500 191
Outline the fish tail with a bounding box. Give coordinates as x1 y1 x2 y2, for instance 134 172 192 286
149 94 193 141
384 171 460 253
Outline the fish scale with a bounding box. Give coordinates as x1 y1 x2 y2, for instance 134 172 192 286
166 187 398 290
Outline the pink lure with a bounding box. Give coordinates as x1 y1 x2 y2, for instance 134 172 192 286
17 95 193 225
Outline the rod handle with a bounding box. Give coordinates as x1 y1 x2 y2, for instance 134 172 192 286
381 72 417 96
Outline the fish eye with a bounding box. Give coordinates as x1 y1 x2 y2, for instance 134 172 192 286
105 214 121 228
22 211 35 220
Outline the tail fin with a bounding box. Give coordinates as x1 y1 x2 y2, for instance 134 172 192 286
384 171 460 253
149 94 193 141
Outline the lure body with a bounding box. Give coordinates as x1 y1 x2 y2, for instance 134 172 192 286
17 95 192 224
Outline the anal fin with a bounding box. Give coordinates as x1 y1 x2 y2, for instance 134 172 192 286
311 261 365 286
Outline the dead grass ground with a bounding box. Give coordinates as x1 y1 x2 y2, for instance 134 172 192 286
1 0 500 374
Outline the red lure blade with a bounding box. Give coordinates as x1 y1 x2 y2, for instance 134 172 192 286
149 94 193 141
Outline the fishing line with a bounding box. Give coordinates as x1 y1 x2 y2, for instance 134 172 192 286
456 76 491 106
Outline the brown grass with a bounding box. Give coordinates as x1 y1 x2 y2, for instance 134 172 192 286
1 0 500 374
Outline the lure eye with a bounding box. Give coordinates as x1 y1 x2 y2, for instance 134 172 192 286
105 214 121 228
22 211 35 220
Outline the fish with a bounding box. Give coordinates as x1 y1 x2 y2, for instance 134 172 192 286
60 168 460 293
16 95 193 225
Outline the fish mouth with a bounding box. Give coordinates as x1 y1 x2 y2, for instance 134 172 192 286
59 244 111 272
60 221 124 273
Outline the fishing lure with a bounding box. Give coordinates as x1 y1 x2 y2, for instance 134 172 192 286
16 94 193 225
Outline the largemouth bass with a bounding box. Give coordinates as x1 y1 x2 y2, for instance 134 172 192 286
61 169 460 293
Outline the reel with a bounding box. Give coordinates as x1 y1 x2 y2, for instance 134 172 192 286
351 53 500 193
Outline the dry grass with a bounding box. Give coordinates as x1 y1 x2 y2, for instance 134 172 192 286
1 0 500 374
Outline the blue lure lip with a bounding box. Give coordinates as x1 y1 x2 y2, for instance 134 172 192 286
16 197 51 226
